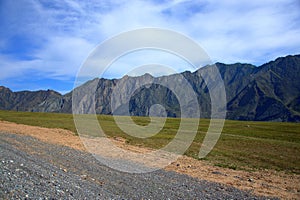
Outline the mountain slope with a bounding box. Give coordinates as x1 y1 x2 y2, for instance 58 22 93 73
0 87 64 112
1 54 299 122
227 55 300 121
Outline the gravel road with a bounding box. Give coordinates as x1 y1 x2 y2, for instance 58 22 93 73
0 132 276 199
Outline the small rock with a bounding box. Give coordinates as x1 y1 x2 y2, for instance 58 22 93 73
248 178 254 182
234 175 242 180
81 174 88 180
57 189 64 194
176 163 180 167
187 165 191 168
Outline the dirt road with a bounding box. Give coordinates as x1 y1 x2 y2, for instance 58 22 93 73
0 121 298 199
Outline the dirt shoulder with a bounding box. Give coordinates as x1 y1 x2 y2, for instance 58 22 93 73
0 120 299 199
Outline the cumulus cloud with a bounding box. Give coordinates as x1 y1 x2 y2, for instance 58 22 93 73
0 0 300 91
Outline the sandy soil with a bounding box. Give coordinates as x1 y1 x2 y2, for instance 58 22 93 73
0 120 299 199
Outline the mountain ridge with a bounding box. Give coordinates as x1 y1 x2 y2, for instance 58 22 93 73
1 54 299 122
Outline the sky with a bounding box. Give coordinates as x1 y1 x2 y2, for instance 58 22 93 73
0 0 299 94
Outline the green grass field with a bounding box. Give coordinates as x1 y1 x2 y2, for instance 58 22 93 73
0 110 299 174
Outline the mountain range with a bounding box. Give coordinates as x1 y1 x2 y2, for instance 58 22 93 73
1 54 300 122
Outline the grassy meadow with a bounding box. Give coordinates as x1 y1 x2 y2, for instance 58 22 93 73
0 110 299 174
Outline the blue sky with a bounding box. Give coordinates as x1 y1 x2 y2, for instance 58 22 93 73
0 0 300 94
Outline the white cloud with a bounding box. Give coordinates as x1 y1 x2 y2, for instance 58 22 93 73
1 0 300 90
0 55 37 80
34 36 95 78
183 0 300 64
105 49 194 78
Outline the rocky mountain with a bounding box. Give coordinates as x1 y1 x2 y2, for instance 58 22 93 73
0 86 67 112
1 54 299 122
225 55 300 121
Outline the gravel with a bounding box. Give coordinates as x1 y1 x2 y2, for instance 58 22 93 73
0 132 277 199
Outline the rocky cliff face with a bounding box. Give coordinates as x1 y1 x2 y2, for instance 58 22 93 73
0 87 68 112
1 54 299 122
226 55 300 121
